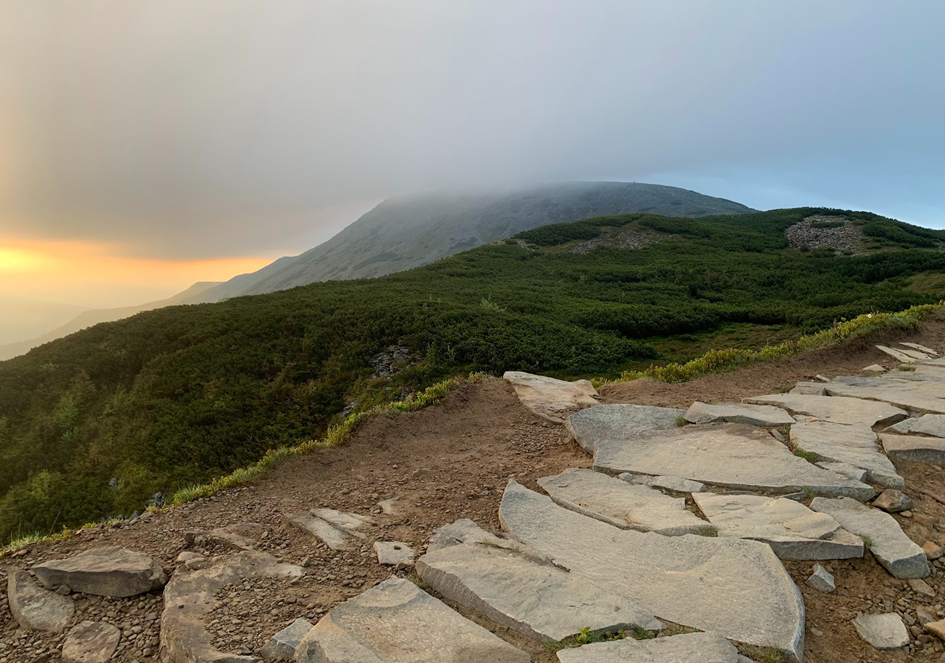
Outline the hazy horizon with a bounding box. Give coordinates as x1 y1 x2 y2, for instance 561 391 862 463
2 1 944 308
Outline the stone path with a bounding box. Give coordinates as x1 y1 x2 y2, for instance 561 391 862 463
7 348 945 662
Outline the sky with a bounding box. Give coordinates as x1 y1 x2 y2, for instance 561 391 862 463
1 1 944 308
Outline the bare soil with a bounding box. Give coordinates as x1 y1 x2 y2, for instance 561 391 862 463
3 315 945 662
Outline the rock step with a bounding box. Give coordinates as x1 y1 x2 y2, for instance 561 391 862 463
504 370 600 423
32 546 166 598
744 393 906 427
569 415 874 500
684 401 795 427
538 468 716 536
691 493 864 561
790 420 903 489
416 530 661 643
555 631 753 663
294 577 530 663
810 497 929 579
881 433 945 467
499 480 805 661
816 376 945 415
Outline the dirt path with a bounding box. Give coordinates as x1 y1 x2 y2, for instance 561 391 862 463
4 316 945 661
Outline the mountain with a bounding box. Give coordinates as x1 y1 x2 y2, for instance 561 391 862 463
0 282 221 361
2 206 944 541
183 182 754 303
0 297 89 346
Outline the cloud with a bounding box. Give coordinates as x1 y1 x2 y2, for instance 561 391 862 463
0 0 943 266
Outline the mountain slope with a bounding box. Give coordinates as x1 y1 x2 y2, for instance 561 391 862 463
0 282 221 361
2 207 944 541
0 297 89 346
186 182 754 302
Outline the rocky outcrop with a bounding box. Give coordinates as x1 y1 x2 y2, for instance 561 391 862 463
503 371 599 423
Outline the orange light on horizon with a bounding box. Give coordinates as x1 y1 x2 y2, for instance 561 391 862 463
0 247 52 273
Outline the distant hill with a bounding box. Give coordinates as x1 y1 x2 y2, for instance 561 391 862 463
0 282 221 361
0 297 89 346
183 182 754 303
2 206 944 542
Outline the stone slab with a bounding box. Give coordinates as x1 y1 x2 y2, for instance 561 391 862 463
284 509 371 551
692 493 863 560
373 541 415 567
907 414 945 438
876 345 916 363
816 461 868 483
538 468 715 536
819 376 945 414
790 421 903 489
887 418 918 434
566 404 685 455
744 393 906 427
504 371 599 423
32 546 166 598
810 497 929 579
7 568 74 632
807 564 835 593
618 473 707 493
416 539 661 643
294 577 530 663
585 422 874 500
499 480 805 661
901 342 938 356
684 402 795 427
161 550 304 663
852 613 909 649
555 632 745 663
260 618 313 661
881 433 945 467
863 364 886 373
62 621 121 663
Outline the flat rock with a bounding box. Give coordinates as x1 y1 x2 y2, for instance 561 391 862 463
909 578 936 598
538 468 715 536
807 564 836 592
294 577 529 663
416 538 661 643
925 619 945 642
260 618 313 661
810 497 929 579
906 414 945 438
691 493 863 560
790 421 903 488
566 404 685 454
852 613 910 649
881 433 945 467
819 376 945 414
32 546 166 598
284 508 372 550
7 568 75 632
684 402 795 427
815 461 868 483
618 473 707 493
863 364 886 373
901 342 938 356
504 371 599 423
377 497 399 514
744 393 906 427
555 632 745 663
62 621 121 663
161 550 304 663
584 422 874 500
373 541 415 566
499 480 805 661
872 489 914 513
876 345 917 363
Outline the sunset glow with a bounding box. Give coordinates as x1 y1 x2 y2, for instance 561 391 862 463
0 237 273 307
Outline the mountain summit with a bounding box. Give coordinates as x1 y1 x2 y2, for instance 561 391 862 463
184 182 753 303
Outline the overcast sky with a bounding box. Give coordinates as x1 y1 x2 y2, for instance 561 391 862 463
1 1 944 305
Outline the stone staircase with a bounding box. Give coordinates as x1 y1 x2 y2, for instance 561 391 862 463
6 340 945 662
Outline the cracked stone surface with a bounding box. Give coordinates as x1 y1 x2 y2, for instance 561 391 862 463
499 480 805 661
294 577 530 663
538 468 716 536
810 497 929 579
691 493 863 560
684 401 795 427
744 393 906 427
579 422 874 499
819 376 945 414
284 508 372 550
504 371 599 423
790 420 903 488
416 535 661 643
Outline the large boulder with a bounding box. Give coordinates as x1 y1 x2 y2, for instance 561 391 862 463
7 568 74 632
294 577 530 663
810 497 929 579
499 480 805 661
504 371 600 423
32 546 166 598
